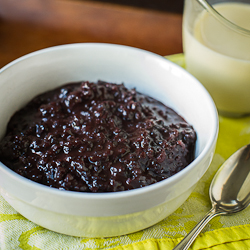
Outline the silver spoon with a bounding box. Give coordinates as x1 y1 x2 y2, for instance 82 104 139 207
173 144 250 250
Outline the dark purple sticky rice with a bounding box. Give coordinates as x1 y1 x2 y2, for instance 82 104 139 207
0 81 196 192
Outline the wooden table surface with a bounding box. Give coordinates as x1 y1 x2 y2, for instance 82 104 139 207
0 0 183 68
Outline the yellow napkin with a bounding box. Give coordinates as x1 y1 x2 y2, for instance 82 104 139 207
1 54 250 250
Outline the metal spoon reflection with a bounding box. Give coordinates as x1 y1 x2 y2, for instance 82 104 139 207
173 144 250 250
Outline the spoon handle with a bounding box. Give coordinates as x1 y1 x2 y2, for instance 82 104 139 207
173 208 224 250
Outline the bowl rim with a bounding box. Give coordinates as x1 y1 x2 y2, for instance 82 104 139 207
0 43 219 200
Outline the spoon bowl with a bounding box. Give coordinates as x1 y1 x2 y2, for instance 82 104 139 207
210 144 250 214
174 144 250 249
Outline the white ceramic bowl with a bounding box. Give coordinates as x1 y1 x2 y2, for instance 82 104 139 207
0 43 218 237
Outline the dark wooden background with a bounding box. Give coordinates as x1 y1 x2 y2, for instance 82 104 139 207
0 0 184 68
83 0 184 13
